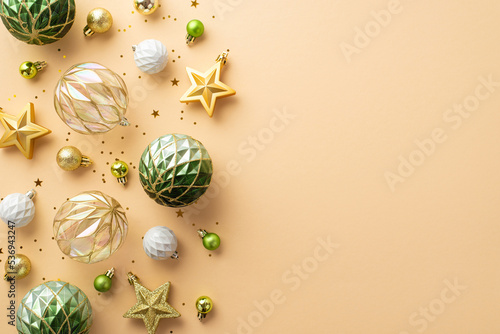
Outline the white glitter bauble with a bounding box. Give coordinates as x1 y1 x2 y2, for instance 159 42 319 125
132 39 168 74
143 226 178 260
0 190 36 228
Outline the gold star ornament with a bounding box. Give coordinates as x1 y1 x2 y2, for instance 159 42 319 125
0 103 51 159
180 52 236 117
124 272 180 334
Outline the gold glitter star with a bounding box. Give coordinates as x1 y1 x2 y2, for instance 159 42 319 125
152 110 160 118
34 178 43 187
180 52 236 117
191 0 199 8
171 78 179 86
124 273 180 334
176 210 184 217
0 103 51 159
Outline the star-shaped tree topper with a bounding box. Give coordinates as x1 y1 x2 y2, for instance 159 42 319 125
0 103 51 159
180 52 236 117
124 272 180 334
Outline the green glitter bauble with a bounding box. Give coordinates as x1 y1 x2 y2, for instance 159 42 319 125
0 0 75 45
17 281 93 334
139 134 213 208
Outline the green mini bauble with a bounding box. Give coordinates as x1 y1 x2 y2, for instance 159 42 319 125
0 0 76 45
17 281 93 333
139 134 213 208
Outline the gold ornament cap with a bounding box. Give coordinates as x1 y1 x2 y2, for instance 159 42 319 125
84 8 113 36
56 146 93 171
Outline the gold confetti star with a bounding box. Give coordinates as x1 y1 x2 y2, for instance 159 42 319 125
176 210 184 217
171 78 179 86
34 178 43 187
152 110 160 118
0 248 3 254
124 273 180 334
191 0 199 8
180 52 236 117
0 103 51 159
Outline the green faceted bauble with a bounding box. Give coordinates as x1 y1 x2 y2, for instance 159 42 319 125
0 0 76 45
17 281 93 333
139 134 213 208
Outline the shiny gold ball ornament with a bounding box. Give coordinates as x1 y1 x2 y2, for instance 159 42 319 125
4 254 31 281
134 0 158 15
56 146 93 171
53 191 128 264
111 160 129 185
195 296 213 321
84 8 113 36
19 61 47 79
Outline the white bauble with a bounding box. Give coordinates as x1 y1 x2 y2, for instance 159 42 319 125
143 226 178 260
132 39 168 74
0 190 36 228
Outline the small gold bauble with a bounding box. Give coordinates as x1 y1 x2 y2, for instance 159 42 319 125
134 0 159 15
111 160 129 185
84 8 113 36
56 146 93 171
195 296 213 320
4 254 31 281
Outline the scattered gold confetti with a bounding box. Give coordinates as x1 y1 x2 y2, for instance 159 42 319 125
176 210 184 217
191 0 199 8
34 178 43 187
171 78 179 86
152 110 160 118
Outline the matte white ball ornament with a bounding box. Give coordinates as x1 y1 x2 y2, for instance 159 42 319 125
132 39 168 74
143 226 179 260
0 190 36 228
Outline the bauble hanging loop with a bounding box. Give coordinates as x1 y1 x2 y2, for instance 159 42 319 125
0 189 36 228
19 61 47 79
84 8 113 36
56 146 93 171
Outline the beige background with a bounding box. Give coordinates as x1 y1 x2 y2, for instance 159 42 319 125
1 0 500 333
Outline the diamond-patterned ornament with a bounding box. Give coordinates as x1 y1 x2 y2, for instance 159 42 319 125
143 226 179 260
0 190 36 228
54 62 129 135
139 134 213 208
53 191 128 264
17 281 93 334
0 0 75 45
133 39 168 74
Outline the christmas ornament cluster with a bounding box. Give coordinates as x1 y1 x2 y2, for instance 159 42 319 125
0 0 233 333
